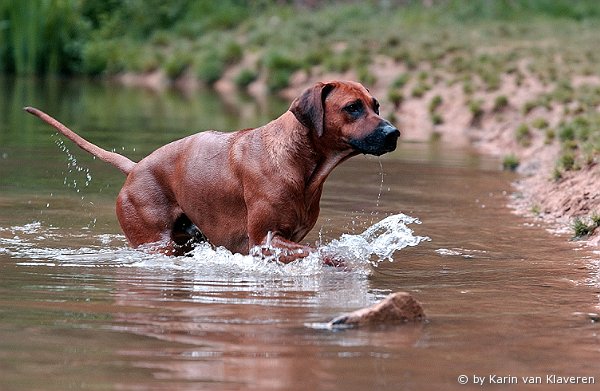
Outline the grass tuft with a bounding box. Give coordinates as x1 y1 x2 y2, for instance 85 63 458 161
516 123 532 146
492 95 509 112
502 154 520 171
572 214 599 239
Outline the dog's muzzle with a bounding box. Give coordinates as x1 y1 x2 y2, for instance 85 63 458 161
349 121 400 156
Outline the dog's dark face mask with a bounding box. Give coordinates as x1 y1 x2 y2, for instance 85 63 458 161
347 118 400 156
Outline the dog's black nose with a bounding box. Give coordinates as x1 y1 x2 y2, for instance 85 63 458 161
381 122 400 144
379 121 400 150
348 120 401 156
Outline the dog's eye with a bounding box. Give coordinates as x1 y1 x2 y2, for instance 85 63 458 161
344 101 364 118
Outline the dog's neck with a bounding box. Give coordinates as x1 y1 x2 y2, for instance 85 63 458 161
262 112 314 168
305 150 356 200
262 111 356 203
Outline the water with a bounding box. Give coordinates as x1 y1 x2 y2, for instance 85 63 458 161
1 77 600 390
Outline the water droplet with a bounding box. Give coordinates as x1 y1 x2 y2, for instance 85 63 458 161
376 159 385 208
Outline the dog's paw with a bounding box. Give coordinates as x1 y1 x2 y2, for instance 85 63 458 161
322 255 346 268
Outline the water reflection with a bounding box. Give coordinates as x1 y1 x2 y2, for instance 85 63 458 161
0 75 289 152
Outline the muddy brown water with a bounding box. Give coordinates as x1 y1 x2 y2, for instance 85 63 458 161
1 77 600 390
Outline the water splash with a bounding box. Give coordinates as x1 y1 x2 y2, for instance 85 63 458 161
3 213 429 275
54 136 93 193
319 213 430 267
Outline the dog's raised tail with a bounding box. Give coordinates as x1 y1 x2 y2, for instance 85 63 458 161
24 107 136 175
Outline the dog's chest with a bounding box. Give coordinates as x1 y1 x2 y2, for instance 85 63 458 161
288 200 320 242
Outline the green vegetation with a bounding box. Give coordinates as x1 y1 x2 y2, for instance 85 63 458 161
554 114 600 173
428 95 443 114
411 82 430 98
572 214 600 239
431 113 444 126
387 89 404 109
468 99 484 125
0 0 84 74
492 95 509 112
593 213 600 227
559 151 576 171
429 95 443 125
263 50 302 91
515 123 531 147
235 68 258 89
531 118 549 129
1 1 599 85
544 128 556 144
502 154 520 171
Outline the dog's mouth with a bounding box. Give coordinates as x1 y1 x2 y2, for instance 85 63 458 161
349 121 400 156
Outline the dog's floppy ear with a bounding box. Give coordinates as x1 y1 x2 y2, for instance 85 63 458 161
290 82 335 137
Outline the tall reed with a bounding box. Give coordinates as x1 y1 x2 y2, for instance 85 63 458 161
0 0 81 75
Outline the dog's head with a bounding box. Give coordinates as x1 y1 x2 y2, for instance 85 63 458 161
290 80 400 156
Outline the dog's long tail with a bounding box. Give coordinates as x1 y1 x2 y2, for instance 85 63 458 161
24 107 136 175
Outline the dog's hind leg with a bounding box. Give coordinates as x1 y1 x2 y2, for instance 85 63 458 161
115 181 184 255
171 214 208 255
116 186 208 256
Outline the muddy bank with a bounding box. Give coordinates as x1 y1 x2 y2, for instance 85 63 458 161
113 56 600 246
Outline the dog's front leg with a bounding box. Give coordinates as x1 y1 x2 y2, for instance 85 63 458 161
256 234 345 266
257 232 314 264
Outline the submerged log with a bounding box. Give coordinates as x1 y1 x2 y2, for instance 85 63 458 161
328 292 425 328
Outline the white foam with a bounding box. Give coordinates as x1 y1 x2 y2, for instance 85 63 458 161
4 213 430 276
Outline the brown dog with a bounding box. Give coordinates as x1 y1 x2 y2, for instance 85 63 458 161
25 80 400 263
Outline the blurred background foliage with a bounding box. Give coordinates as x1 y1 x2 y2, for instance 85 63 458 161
2 0 600 77
0 0 264 75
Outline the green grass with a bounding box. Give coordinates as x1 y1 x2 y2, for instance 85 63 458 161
555 114 600 170
428 95 443 113
515 123 532 146
502 154 520 171
0 0 597 80
262 50 303 92
387 89 404 109
0 0 84 74
196 54 226 86
573 217 591 238
468 99 484 125
531 118 549 129
493 95 509 112
572 214 600 239
544 128 556 144
559 152 576 171
411 82 430 98
235 68 258 89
